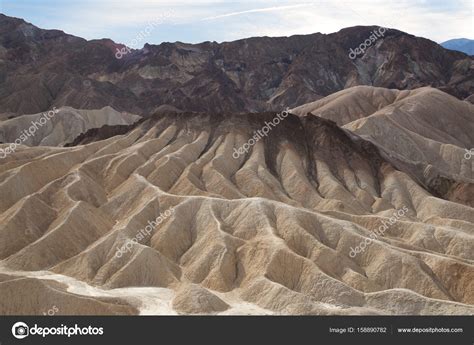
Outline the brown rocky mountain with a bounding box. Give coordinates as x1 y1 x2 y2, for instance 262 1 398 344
1 14 473 118
0 13 472 316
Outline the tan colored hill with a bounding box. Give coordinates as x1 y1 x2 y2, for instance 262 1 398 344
292 86 474 204
0 273 137 315
0 106 140 147
0 97 472 315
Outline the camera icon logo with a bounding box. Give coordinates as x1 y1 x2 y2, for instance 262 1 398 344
12 322 29 339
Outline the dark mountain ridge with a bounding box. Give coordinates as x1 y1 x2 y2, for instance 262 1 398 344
1 13 473 117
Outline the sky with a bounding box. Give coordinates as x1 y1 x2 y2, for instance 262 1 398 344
0 0 472 46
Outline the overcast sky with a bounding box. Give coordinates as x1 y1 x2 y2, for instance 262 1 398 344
1 0 472 45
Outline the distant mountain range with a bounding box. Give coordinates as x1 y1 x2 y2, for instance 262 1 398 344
441 38 474 55
1 13 473 117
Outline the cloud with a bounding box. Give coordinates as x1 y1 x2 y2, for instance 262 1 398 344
201 3 311 21
209 0 472 43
